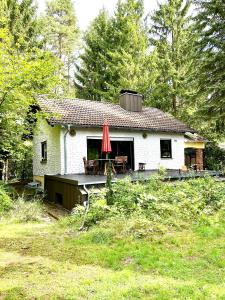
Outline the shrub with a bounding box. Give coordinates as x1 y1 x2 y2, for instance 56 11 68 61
65 175 225 237
5 196 45 223
204 143 225 171
111 177 145 214
0 181 16 196
66 191 117 228
0 186 13 214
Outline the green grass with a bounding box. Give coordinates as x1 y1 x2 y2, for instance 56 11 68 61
0 216 225 300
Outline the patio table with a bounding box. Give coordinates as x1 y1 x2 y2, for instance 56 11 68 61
95 159 116 175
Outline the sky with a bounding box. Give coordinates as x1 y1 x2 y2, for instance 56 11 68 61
36 0 164 31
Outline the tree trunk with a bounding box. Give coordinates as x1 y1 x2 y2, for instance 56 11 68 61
59 33 62 59
5 159 8 183
2 159 9 182
67 55 70 94
2 160 5 181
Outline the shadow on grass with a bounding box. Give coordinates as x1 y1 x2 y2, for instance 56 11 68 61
0 226 225 287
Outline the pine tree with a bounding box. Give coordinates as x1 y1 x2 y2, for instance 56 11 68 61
40 0 79 94
75 9 113 100
3 0 39 51
107 0 149 101
75 0 149 102
148 0 198 117
194 0 225 133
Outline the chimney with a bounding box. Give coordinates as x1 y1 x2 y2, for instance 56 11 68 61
119 89 143 112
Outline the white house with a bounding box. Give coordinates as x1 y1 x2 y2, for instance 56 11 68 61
33 90 204 187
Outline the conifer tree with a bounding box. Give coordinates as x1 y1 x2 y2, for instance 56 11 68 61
194 0 225 133
3 0 39 51
75 9 112 100
148 0 198 117
75 0 149 102
40 0 79 94
107 0 149 101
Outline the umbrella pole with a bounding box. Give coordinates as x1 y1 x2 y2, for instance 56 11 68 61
104 153 109 175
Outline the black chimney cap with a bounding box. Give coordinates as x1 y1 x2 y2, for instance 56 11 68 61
120 89 138 95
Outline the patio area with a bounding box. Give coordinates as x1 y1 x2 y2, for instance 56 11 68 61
44 169 223 210
48 169 223 187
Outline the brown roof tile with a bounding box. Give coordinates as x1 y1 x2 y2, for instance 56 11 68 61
37 96 195 133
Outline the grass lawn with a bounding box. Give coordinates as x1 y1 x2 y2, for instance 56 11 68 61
0 216 225 300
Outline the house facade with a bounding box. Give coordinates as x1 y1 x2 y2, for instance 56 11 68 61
33 91 204 187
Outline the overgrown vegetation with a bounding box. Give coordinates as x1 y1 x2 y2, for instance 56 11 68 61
204 143 225 171
0 176 225 299
0 183 13 213
66 175 225 238
0 183 45 222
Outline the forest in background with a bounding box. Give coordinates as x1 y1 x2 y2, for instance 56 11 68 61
0 0 225 178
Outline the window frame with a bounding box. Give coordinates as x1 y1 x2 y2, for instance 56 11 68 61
160 139 172 159
41 141 47 162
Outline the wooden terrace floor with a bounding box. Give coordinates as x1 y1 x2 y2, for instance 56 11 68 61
51 170 222 187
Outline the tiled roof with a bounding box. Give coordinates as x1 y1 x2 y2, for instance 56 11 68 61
184 132 207 142
37 96 195 133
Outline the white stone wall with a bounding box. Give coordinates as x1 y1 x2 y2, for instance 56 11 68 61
61 128 185 174
33 123 185 177
33 120 61 177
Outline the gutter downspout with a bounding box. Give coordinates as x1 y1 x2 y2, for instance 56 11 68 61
83 184 90 206
64 124 71 174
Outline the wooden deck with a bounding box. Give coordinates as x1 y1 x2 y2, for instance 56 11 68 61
44 169 223 210
49 169 222 187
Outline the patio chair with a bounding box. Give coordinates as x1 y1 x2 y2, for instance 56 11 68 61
114 156 128 174
83 157 98 175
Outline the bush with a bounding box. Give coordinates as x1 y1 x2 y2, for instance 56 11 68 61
111 177 146 214
0 181 16 196
66 191 117 229
0 186 13 214
5 196 45 223
204 143 225 170
65 175 225 237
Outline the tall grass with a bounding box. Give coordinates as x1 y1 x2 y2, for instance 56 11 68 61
0 181 45 223
64 175 225 237
5 196 45 223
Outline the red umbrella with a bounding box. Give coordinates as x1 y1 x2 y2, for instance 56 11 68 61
102 120 112 156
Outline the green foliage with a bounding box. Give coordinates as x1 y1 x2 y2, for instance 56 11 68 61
0 181 45 222
5 196 45 223
0 27 59 162
0 181 16 195
204 143 225 171
1 214 225 299
68 175 225 236
111 177 145 214
194 0 225 133
0 184 13 214
1 0 39 51
75 0 149 102
106 160 113 205
75 9 112 100
40 0 79 94
148 0 198 118
41 0 78 59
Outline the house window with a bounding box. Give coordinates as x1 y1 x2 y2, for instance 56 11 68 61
41 141 47 161
160 139 172 158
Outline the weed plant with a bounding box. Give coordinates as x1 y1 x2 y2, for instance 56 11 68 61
0 182 45 222
67 174 225 238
